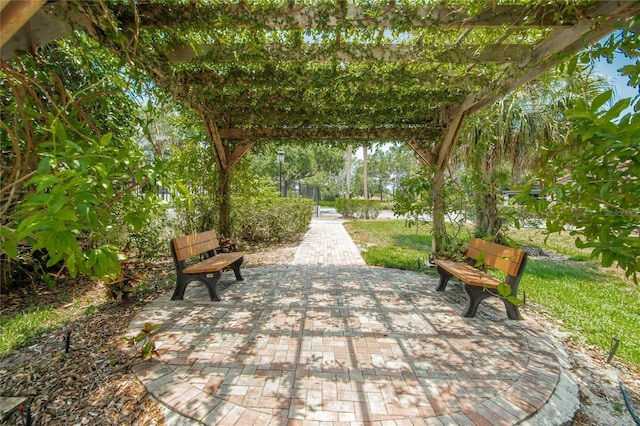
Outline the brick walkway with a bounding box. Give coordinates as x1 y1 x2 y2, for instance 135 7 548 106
128 218 561 425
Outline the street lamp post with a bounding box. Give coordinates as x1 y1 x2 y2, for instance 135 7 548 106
277 150 285 196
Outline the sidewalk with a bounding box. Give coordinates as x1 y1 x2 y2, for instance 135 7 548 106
127 217 574 425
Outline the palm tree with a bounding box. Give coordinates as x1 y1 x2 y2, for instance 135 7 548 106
455 70 609 241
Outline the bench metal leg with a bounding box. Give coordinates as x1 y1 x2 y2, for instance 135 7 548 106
202 272 222 301
435 266 452 291
230 257 245 282
171 272 222 301
462 285 523 320
171 274 189 300
462 284 492 317
502 299 523 320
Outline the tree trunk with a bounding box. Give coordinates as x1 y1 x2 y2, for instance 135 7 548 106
431 167 446 253
474 185 502 241
363 144 368 199
217 166 231 238
345 144 352 198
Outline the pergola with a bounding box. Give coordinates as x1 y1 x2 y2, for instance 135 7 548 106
2 0 639 247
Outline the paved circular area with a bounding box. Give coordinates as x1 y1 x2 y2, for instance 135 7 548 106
129 264 560 425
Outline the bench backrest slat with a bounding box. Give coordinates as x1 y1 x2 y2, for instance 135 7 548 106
172 230 220 261
466 238 524 277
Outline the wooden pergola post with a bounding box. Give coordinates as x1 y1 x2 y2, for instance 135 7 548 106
202 114 255 237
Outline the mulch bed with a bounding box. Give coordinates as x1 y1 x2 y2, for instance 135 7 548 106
0 262 175 425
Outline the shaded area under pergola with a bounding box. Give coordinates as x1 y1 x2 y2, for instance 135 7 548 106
2 0 639 247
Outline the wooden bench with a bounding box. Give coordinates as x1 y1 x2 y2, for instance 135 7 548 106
434 238 527 320
170 230 245 301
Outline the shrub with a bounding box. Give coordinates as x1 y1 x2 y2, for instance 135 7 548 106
335 199 381 219
236 198 313 243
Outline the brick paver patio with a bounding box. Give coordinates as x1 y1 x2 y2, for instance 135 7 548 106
128 218 561 425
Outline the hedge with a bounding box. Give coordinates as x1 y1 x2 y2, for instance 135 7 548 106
335 198 381 219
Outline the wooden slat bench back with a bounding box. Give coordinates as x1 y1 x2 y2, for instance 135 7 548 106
465 238 525 279
172 230 219 262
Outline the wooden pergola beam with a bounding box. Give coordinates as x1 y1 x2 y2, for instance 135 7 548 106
172 68 491 90
166 43 533 64
0 1 96 61
405 140 437 167
435 96 476 170
202 115 228 170
433 0 640 168
228 139 256 170
0 0 46 49
219 127 441 141
467 20 640 116
215 113 439 128
116 3 582 30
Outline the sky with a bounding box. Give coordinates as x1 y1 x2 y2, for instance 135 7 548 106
593 54 639 101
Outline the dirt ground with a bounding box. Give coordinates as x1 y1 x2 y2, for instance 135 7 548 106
1 243 638 425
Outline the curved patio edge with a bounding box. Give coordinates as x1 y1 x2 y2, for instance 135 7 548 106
126 263 577 425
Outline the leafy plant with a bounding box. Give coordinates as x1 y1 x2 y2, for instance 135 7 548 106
520 23 640 282
237 197 313 243
0 35 166 284
495 282 523 307
125 322 162 361
392 171 433 228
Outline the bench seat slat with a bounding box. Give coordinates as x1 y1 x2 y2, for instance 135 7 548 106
434 260 501 288
183 252 246 274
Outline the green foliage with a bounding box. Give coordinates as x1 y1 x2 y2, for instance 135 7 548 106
521 24 640 281
1 35 165 283
350 143 421 200
496 282 523 307
167 141 219 235
455 73 596 242
166 131 315 243
236 197 313 243
125 215 170 262
392 170 433 226
11 125 160 280
233 159 314 242
248 144 345 201
124 322 163 361
335 198 381 219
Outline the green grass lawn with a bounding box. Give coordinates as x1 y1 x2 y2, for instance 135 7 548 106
0 306 61 354
344 220 435 272
343 219 640 368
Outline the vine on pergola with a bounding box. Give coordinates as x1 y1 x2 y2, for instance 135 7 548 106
2 0 638 245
